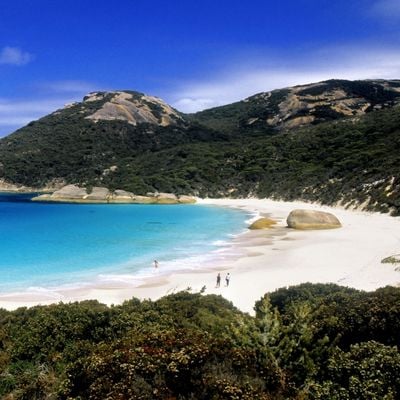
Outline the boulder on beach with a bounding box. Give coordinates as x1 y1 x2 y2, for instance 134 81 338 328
31 184 196 204
249 218 277 230
50 184 88 199
111 190 135 203
178 195 196 204
113 189 132 197
85 186 110 201
131 195 157 204
156 193 178 204
287 209 341 230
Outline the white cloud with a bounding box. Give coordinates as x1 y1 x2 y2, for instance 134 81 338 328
173 97 218 113
0 79 103 136
40 80 99 94
370 0 400 18
0 97 75 130
0 46 33 66
168 46 400 112
0 98 62 137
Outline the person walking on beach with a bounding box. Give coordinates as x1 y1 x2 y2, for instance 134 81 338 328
216 273 221 288
154 260 159 269
225 273 230 287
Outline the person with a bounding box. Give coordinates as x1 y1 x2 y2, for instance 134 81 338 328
216 273 221 288
154 260 159 269
225 273 230 287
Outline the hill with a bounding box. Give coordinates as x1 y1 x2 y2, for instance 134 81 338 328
190 79 400 134
0 90 225 191
0 80 399 213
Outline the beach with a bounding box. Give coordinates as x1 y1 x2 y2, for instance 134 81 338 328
0 198 399 314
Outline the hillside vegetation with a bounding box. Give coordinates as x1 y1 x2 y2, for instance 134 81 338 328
111 106 400 213
190 79 400 132
0 284 399 399
0 80 400 213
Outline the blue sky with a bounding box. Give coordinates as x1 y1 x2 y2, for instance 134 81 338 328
0 0 400 136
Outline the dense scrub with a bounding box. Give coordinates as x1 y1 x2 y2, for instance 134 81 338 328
101 106 400 213
0 284 399 399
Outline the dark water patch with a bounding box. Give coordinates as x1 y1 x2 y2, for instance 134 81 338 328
0 192 37 203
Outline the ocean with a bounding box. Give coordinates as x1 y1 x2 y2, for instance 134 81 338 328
0 193 251 292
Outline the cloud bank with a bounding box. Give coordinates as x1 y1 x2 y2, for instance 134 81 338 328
0 79 102 136
39 80 99 94
0 98 72 127
0 46 33 66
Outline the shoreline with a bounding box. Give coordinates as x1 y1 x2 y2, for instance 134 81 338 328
0 198 399 314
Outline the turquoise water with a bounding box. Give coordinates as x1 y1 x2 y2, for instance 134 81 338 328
0 193 251 292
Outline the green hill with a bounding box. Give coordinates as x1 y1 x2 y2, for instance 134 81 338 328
0 80 400 213
0 90 225 190
190 79 400 133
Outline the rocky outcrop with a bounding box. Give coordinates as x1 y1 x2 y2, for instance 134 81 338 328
84 91 184 127
145 192 196 204
49 184 88 200
248 218 277 229
153 193 178 204
0 178 67 194
287 209 342 230
110 190 135 203
85 187 110 201
249 80 400 130
32 185 196 205
176 195 197 204
0 179 37 193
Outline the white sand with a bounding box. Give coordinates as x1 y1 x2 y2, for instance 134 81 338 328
0 199 399 314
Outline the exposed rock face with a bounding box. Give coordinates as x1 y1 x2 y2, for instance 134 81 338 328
287 209 342 230
47 184 88 200
0 179 34 193
84 91 183 126
144 192 196 204
0 179 66 193
177 195 197 204
85 187 110 201
32 185 196 205
155 193 178 204
111 190 134 203
249 218 277 229
249 80 400 130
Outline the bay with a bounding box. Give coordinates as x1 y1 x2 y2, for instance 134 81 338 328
0 193 250 292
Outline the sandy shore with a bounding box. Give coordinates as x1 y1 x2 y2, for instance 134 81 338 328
0 198 399 314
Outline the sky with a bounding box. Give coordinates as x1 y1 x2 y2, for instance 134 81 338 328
0 0 400 136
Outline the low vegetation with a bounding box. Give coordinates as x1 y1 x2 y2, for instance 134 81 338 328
0 283 399 399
